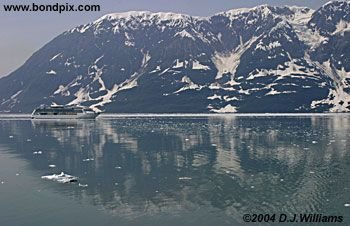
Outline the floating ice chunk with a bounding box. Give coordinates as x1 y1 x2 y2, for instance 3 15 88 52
178 177 192 180
78 183 88 187
309 171 315 174
46 70 57 75
49 164 56 168
33 151 43 155
115 166 122 169
82 158 94 162
312 141 317 144
345 204 350 207
9 136 13 139
27 139 32 142
41 172 78 183
16 173 20 176
250 186 255 189
1 181 4 184
280 179 284 182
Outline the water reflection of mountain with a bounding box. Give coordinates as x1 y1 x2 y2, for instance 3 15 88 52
0 116 349 223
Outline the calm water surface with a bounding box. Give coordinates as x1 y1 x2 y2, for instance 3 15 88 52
0 115 350 226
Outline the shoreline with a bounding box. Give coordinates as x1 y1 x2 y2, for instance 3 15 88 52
0 112 350 119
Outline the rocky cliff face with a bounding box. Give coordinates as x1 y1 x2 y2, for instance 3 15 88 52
1 1 350 113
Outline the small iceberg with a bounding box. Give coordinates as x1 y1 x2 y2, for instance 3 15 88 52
33 151 43 155
78 183 88 188
178 177 192 180
82 158 94 162
41 172 78 183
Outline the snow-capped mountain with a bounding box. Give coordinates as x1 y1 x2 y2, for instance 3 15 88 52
1 1 350 113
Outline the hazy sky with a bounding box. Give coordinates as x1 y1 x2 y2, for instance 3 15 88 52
0 0 330 77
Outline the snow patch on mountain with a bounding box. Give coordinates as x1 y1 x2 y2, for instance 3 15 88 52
173 59 184 69
69 75 139 112
332 20 350 35
11 90 23 99
53 76 82 97
174 76 202 93
256 41 281 51
93 11 201 32
210 104 237 113
54 85 70 96
221 5 275 20
50 53 62 62
247 60 320 82
68 87 90 105
207 94 222 100
223 96 239 101
175 30 195 40
311 60 350 112
213 36 259 79
124 32 135 46
192 61 210 70
266 88 296 96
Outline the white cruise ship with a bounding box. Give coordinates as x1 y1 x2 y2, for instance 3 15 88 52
31 105 99 119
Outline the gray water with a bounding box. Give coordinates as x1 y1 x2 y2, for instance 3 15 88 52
0 115 349 226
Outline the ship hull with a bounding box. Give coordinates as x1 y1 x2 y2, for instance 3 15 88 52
31 112 98 120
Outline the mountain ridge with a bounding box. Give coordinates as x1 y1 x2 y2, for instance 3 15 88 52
0 1 349 113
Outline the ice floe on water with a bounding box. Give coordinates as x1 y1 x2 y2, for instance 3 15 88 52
41 172 78 183
33 151 43 155
78 183 88 188
48 164 56 168
82 158 94 162
344 204 350 207
178 177 192 180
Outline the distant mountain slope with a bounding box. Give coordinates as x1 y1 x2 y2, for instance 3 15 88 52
1 1 349 113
